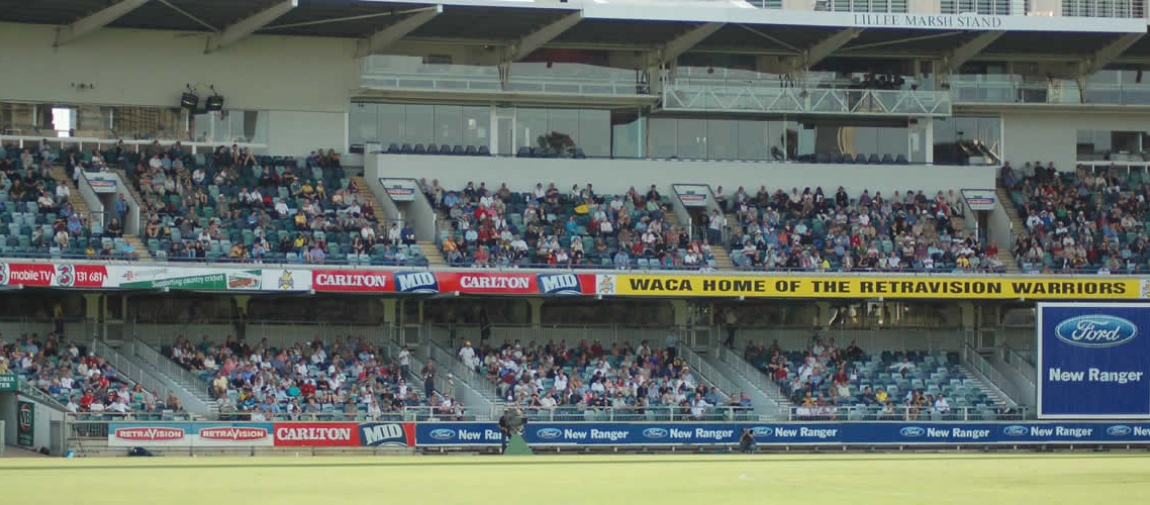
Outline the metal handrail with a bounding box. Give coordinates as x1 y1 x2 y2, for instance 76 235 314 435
963 344 1022 407
789 404 1031 421
427 341 502 402
678 346 739 400
91 339 175 405
127 338 212 399
716 346 792 406
1002 343 1037 385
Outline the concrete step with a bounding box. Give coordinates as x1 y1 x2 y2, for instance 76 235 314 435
418 240 446 267
122 234 151 262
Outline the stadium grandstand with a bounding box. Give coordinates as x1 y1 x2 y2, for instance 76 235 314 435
0 0 1148 476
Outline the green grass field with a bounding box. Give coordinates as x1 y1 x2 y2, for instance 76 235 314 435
2 453 1148 505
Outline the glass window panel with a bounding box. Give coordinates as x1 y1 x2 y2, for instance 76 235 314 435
349 103 379 146
707 119 738 160
579 109 610 158
378 104 405 145
462 106 490 148
851 127 879 158
432 105 462 146
403 104 434 146
676 119 707 159
515 108 548 151
878 127 907 159
736 120 768 161
612 116 641 159
647 118 678 159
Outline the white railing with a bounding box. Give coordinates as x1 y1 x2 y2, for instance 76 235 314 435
126 338 212 399
91 339 176 403
716 346 792 406
963 345 1024 407
0 135 267 156
663 85 952 116
1002 343 1037 385
790 404 1030 421
678 346 740 400
427 341 502 403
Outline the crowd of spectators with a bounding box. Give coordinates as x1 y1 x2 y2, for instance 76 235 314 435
720 186 1003 272
0 143 111 258
0 331 181 415
456 337 750 419
426 179 716 270
745 335 993 420
1005 161 1150 274
166 335 460 420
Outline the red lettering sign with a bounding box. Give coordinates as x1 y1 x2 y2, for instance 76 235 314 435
311 270 394 293
273 422 362 447
114 427 185 441
437 272 538 294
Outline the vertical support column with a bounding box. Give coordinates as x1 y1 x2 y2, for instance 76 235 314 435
83 293 102 340
527 298 543 329
815 302 832 328
959 301 976 330
924 116 934 165
379 298 398 344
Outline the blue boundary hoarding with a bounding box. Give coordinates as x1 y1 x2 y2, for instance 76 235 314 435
414 421 1150 447
1038 302 1150 420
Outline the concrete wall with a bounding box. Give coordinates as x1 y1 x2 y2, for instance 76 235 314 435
0 23 356 156
368 154 998 197
1001 110 1149 171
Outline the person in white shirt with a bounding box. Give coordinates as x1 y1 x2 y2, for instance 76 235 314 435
398 347 411 377
56 183 70 202
66 396 79 413
89 401 106 413
690 397 710 418
934 394 951 414
554 372 568 392
458 342 477 370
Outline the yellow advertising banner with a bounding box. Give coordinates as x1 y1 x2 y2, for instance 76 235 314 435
595 274 1149 300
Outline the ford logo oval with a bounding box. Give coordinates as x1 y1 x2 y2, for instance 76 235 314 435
643 428 668 439
536 428 562 440
429 429 456 441
1003 425 1028 437
1054 315 1138 348
1107 425 1133 436
900 427 925 438
749 427 773 438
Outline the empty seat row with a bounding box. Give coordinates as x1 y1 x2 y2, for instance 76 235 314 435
385 143 490 156
811 152 909 164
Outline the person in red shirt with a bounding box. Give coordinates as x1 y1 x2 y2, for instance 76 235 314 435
79 390 95 411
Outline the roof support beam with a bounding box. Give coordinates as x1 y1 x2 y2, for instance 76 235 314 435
505 12 582 63
54 0 151 47
205 0 298 54
357 5 442 57
648 22 724 67
941 31 1004 74
783 28 862 74
1080 33 1145 76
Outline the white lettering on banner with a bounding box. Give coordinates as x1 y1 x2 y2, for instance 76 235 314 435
589 429 629 441
316 274 387 288
460 276 530 290
397 272 436 291
694 428 735 440
199 427 267 441
275 427 352 441
9 270 51 282
799 427 839 439
363 424 403 445
924 427 991 440
564 429 587 440
540 275 579 293
853 13 1004 28
1136 427 1150 437
1048 368 1144 384
1070 321 1128 344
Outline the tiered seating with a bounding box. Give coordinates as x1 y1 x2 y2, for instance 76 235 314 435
725 187 1002 272
165 336 440 420
0 334 179 417
462 340 747 421
746 342 1005 420
1005 163 1148 273
0 146 102 259
434 182 715 270
384 142 490 157
117 145 428 266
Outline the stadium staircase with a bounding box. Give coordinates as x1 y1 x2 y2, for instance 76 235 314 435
959 361 1016 409
110 168 153 262
49 166 92 223
120 338 218 414
385 340 496 418
713 346 795 415
682 346 782 418
424 341 504 407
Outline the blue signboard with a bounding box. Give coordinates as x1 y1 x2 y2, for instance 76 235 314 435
412 421 1150 446
1038 303 1150 419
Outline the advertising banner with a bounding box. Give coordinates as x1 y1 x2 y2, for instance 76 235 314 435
358 422 416 447
107 423 275 447
272 422 362 447
311 270 394 293
1038 303 1150 419
16 399 34 447
413 421 1150 447
960 189 997 211
0 373 17 392
379 178 418 202
672 184 711 208
596 274 1146 300
435 272 594 295
0 263 108 288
